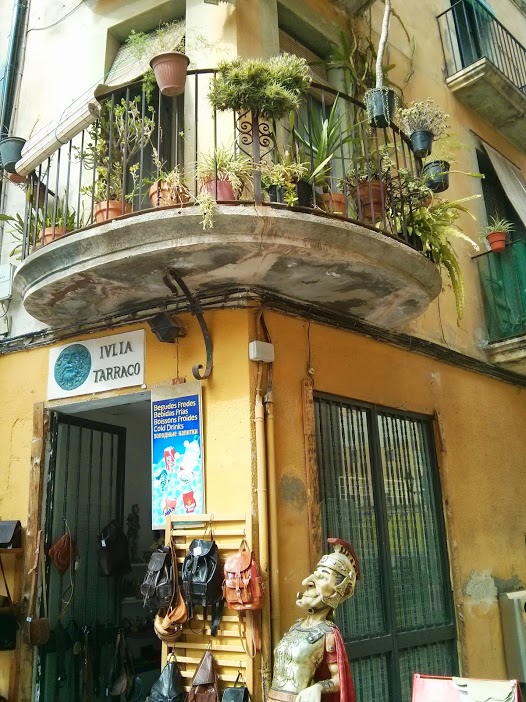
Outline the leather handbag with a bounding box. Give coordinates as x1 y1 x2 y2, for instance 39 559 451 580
223 539 263 611
0 521 22 549
49 530 77 576
0 555 18 651
146 653 185 702
222 674 251 702
187 650 220 702
97 520 131 578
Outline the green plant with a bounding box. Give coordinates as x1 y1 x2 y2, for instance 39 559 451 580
196 147 252 198
295 96 355 190
149 148 190 204
397 99 450 138
42 199 77 230
405 196 480 320
195 190 216 230
260 151 310 206
208 54 312 119
482 216 514 237
80 95 155 204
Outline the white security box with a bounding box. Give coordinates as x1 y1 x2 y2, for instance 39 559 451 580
499 590 526 682
249 340 275 363
0 263 15 302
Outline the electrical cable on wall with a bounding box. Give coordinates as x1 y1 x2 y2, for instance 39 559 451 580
27 0 85 33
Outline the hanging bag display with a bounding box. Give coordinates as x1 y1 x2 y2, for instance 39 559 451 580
181 523 224 636
107 629 135 698
154 538 188 643
146 652 185 702
187 650 220 702
223 539 263 611
0 555 18 651
97 520 131 578
222 673 251 702
0 520 22 549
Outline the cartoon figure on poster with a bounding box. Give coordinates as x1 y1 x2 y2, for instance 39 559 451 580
151 393 204 528
269 538 360 702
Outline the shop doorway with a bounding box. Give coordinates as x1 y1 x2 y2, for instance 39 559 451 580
37 396 159 702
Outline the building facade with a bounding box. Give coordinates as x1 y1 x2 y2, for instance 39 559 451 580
0 0 525 701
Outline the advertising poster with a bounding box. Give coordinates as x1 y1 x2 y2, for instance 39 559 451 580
151 384 204 528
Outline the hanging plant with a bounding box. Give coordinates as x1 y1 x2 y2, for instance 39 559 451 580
398 99 450 158
363 0 397 129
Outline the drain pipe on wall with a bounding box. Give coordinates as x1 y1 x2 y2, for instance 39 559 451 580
255 360 271 699
0 0 30 245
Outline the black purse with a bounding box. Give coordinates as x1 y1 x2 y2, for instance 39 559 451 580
0 556 18 651
97 520 131 578
0 521 22 549
147 654 185 702
222 674 250 702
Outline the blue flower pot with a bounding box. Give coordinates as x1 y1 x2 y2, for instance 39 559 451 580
0 137 26 173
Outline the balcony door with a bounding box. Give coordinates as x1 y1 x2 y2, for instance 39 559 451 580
451 0 493 68
314 394 457 702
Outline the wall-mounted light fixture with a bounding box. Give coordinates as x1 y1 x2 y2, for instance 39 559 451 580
148 312 185 343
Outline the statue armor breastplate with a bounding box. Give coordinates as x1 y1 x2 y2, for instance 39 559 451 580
271 621 334 694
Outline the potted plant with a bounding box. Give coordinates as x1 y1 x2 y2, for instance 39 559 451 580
196 147 252 201
0 136 26 174
482 216 513 253
404 195 480 320
421 133 482 194
39 199 77 245
81 95 155 223
345 145 391 224
397 99 450 158
296 97 354 216
363 0 397 128
208 54 311 120
148 148 191 208
126 21 189 97
260 153 311 207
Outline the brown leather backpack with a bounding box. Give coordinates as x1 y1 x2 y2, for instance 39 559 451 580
187 651 219 702
223 539 263 611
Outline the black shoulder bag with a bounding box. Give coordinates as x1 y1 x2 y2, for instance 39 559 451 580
0 555 18 651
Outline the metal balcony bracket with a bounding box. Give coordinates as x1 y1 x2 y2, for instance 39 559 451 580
163 269 213 380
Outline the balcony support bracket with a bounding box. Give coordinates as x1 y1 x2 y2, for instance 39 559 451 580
163 268 213 381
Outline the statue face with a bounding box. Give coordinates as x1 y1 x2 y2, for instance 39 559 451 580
296 565 340 612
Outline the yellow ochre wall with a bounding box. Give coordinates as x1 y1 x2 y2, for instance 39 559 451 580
263 310 526 680
0 309 254 695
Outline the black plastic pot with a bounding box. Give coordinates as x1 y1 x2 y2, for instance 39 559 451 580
0 137 26 173
364 88 396 129
410 130 434 158
422 160 450 193
267 180 313 207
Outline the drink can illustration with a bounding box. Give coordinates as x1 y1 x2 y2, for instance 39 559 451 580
182 490 196 513
162 497 177 515
164 446 176 472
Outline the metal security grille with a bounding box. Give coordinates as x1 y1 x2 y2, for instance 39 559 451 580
314 394 456 702
39 412 126 702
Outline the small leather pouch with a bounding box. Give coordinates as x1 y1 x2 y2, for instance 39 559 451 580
49 531 77 576
0 521 22 549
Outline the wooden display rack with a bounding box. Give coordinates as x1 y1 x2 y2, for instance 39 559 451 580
164 513 256 695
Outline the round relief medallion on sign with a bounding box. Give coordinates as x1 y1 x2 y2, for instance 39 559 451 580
54 344 92 391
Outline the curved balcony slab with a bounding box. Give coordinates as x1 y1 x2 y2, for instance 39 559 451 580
14 205 442 328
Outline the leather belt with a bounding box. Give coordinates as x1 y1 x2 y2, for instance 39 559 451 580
268 690 297 702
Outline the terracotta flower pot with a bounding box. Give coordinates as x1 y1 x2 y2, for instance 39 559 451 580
486 231 507 253
202 179 236 201
94 200 132 223
148 181 190 208
39 226 67 247
354 180 385 223
316 192 347 216
150 52 190 97
6 171 26 184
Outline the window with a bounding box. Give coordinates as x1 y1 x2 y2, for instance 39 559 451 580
315 394 456 702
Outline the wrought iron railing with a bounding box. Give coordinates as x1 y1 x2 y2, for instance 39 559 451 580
437 0 526 93
477 240 526 342
13 70 425 260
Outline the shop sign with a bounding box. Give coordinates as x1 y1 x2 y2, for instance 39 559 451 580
151 384 204 528
48 330 145 400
